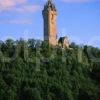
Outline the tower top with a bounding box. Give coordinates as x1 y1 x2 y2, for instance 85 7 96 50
43 0 56 11
48 0 52 2
48 0 52 3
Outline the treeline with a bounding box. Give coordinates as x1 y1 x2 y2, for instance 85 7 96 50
0 39 100 100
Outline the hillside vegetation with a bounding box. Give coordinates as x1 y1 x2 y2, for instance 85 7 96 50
0 39 100 100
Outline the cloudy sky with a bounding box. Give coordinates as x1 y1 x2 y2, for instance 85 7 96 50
0 0 100 47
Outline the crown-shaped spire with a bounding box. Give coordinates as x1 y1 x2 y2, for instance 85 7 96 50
43 0 56 11
47 0 52 7
48 0 52 3
48 0 52 2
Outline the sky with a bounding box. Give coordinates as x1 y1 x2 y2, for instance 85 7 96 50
0 0 100 47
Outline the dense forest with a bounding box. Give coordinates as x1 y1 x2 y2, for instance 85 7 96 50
0 39 100 100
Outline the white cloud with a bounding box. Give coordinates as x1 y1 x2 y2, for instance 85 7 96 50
0 0 41 24
14 5 41 13
0 0 40 13
0 0 26 11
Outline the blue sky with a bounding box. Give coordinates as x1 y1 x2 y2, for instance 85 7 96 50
0 0 100 47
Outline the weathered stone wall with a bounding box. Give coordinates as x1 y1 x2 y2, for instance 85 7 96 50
42 8 57 46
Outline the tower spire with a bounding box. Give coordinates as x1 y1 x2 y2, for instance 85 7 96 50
48 0 52 2
47 0 52 5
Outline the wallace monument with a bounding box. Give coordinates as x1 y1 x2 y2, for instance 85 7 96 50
42 0 69 48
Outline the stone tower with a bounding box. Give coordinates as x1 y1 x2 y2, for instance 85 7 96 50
42 0 57 46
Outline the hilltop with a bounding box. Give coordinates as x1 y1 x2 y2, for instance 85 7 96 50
0 39 100 100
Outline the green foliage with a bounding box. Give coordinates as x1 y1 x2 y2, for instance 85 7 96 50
0 39 100 100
